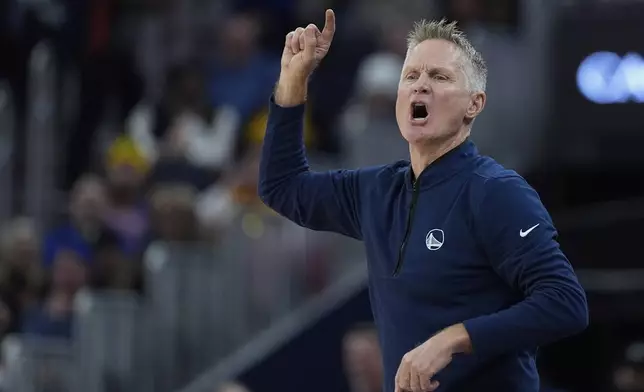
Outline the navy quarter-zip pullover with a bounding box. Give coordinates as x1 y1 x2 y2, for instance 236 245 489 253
258 97 588 392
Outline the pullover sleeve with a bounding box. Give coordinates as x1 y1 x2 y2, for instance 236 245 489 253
462 174 588 359
258 96 363 240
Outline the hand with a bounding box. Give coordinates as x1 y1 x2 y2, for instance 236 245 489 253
281 9 336 82
394 324 472 392
275 9 335 106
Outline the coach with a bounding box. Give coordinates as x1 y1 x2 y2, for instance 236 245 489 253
258 10 588 392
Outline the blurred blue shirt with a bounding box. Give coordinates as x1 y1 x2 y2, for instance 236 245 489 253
21 305 73 339
208 52 280 121
43 222 123 268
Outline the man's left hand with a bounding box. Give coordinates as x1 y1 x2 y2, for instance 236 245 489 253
394 323 472 392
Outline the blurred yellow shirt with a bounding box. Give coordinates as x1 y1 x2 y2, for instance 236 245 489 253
244 107 316 147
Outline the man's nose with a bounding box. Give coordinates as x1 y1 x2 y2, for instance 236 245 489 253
413 74 431 94
414 85 429 94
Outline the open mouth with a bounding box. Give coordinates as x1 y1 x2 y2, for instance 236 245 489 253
410 102 429 122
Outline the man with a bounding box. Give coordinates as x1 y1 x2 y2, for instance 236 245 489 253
258 10 588 392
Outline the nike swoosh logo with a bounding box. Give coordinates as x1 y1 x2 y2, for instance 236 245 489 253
519 224 539 237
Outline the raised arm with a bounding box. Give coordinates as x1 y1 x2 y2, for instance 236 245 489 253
259 98 363 239
258 10 363 240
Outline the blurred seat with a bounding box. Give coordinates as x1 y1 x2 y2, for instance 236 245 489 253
1 334 77 392
143 241 239 391
74 290 146 392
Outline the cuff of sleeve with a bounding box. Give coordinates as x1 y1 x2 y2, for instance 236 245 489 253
462 315 499 360
268 94 306 124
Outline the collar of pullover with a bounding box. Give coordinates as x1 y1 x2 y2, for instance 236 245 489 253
404 139 479 191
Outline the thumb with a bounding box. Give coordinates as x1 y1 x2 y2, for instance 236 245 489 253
302 24 318 60
321 9 336 44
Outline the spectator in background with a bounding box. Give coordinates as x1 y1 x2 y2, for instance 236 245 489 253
195 147 264 234
0 218 40 276
127 64 239 191
242 101 317 158
149 184 201 243
21 248 87 339
230 0 298 49
207 11 280 143
64 0 144 189
92 233 142 292
343 323 383 392
43 174 120 269
102 135 150 255
340 52 408 168
0 218 44 337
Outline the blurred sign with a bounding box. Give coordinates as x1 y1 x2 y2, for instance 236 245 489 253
548 3 644 166
577 51 644 104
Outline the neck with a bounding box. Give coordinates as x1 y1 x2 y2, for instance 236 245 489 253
409 130 469 181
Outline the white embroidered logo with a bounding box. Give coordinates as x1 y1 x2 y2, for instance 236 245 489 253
425 229 444 251
519 224 539 238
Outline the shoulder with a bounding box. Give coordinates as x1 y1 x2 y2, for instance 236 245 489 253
467 156 544 216
465 157 559 255
470 156 524 185
465 157 554 233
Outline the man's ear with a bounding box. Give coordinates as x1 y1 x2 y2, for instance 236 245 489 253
465 92 486 120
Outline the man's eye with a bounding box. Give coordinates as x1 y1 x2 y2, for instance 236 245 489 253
405 74 418 80
434 74 448 81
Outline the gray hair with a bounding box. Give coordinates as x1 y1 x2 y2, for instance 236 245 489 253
406 19 487 93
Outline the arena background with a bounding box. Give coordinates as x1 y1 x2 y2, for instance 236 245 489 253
0 0 643 391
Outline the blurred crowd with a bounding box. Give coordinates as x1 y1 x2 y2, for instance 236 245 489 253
0 1 362 385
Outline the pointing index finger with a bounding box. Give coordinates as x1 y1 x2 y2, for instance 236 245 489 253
321 9 336 42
